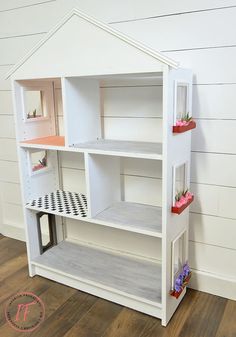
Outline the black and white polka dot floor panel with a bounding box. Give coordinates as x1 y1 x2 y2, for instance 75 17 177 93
27 190 88 218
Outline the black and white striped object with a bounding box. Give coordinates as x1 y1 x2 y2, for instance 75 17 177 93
27 190 88 218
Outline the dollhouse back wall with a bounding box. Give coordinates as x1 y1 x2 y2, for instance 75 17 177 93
0 0 236 300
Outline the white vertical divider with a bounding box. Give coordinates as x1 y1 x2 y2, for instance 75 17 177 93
62 77 101 147
85 153 121 218
162 67 192 326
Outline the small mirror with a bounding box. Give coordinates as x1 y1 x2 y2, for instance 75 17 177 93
31 150 47 173
40 213 51 246
25 90 45 119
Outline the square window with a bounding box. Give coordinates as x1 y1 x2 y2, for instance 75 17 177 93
171 231 187 290
173 163 187 206
174 82 190 125
28 150 48 175
25 90 44 119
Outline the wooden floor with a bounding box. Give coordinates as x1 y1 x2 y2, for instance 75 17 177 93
0 235 235 337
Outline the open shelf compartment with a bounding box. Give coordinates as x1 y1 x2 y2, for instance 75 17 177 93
86 153 162 237
14 78 66 148
32 240 162 306
23 148 88 221
63 74 163 159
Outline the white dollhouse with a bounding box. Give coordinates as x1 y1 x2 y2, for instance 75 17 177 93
7 8 195 326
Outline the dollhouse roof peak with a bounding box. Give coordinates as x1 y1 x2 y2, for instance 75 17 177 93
6 8 179 79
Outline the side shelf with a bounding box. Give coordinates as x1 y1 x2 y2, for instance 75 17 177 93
20 138 163 160
26 191 162 238
31 240 162 315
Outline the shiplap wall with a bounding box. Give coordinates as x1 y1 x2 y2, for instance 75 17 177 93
0 0 236 300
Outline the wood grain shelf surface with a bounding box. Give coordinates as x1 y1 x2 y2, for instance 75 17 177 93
20 138 162 160
32 240 162 304
26 192 162 237
94 201 162 237
74 139 163 159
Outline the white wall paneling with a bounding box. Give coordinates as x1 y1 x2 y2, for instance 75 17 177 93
0 139 17 161
75 0 236 23
2 203 24 228
191 183 236 219
103 117 162 143
0 91 14 115
165 47 236 84
0 160 20 184
0 115 15 138
113 7 236 51
0 0 75 38
124 175 162 207
102 86 163 117
0 182 22 205
0 0 56 12
189 241 236 280
0 34 45 65
0 66 11 90
191 152 236 187
192 120 236 154
192 84 236 120
0 0 235 35
189 213 236 251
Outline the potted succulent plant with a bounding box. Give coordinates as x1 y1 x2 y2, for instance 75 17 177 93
170 263 192 299
173 112 196 133
172 189 194 214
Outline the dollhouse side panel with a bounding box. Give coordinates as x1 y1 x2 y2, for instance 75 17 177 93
162 67 192 326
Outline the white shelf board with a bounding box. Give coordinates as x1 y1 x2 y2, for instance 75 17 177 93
26 191 162 238
32 240 162 305
74 139 163 159
20 138 162 160
93 201 162 238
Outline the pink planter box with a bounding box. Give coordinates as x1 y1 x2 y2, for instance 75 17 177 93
172 195 194 215
173 120 196 133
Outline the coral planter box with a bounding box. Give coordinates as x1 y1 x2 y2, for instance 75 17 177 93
170 273 192 299
172 195 194 215
173 120 196 133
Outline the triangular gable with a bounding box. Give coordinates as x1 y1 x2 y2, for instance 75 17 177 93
6 8 178 80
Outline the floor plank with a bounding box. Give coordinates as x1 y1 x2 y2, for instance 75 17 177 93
139 289 199 337
215 300 236 337
0 253 28 282
102 308 149 337
0 237 26 264
178 291 227 337
29 292 98 337
64 299 123 337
